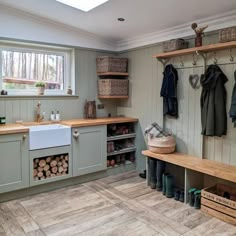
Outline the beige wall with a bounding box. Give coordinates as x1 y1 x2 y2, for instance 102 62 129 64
118 33 236 167
0 48 117 123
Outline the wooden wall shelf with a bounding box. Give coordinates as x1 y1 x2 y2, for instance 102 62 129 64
97 72 129 76
153 41 236 59
98 95 129 99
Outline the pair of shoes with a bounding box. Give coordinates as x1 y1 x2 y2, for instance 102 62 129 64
139 170 146 179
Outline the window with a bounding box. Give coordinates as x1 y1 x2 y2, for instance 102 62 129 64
0 41 75 95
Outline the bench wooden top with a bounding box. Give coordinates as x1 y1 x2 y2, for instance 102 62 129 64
142 150 236 183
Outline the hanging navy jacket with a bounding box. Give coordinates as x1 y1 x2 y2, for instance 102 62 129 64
160 64 178 118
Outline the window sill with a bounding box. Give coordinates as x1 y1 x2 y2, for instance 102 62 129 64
0 95 79 100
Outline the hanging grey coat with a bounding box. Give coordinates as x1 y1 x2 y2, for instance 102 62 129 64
229 70 236 127
200 65 228 137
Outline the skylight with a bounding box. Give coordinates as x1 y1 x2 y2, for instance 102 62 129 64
56 0 110 12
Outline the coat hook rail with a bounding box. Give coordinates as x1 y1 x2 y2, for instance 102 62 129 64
213 52 218 65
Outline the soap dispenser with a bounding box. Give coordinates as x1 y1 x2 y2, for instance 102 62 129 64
56 111 60 121
50 111 55 121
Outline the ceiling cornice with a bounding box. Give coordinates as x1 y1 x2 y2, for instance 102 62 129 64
0 3 235 52
116 10 236 52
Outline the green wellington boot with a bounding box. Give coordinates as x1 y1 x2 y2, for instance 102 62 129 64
188 188 196 207
194 190 201 209
165 175 174 198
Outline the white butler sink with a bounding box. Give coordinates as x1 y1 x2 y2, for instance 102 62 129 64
29 124 71 150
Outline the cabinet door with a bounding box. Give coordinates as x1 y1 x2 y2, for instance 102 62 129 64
72 125 106 176
0 133 29 193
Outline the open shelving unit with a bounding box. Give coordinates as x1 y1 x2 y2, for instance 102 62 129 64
107 122 136 169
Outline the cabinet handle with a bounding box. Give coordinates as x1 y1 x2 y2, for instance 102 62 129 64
23 134 27 140
73 130 80 139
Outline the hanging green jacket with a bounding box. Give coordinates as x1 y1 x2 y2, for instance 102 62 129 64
200 65 228 137
230 70 236 127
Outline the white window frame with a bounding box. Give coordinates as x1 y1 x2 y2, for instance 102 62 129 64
0 40 75 96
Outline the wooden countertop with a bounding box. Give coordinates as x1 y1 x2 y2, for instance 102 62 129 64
142 150 236 183
61 117 138 127
0 124 29 135
0 117 138 135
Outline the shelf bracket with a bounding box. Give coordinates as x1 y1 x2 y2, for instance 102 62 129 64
157 58 170 67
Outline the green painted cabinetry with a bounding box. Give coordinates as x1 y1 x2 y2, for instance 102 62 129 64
72 125 107 176
0 133 29 193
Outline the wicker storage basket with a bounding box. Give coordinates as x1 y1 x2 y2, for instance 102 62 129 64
148 135 176 154
96 56 128 73
98 79 129 96
219 27 236 42
163 39 188 52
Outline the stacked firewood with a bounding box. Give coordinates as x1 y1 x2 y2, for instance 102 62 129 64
33 154 69 181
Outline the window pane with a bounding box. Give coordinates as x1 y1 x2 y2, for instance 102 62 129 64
1 50 64 90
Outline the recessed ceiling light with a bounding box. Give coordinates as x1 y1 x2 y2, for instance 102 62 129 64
56 0 110 12
118 18 125 22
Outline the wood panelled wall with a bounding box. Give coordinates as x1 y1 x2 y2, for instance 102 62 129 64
118 34 236 168
0 49 117 123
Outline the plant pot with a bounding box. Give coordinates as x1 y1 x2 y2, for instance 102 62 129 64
37 87 45 95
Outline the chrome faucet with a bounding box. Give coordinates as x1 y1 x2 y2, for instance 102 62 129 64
36 101 45 122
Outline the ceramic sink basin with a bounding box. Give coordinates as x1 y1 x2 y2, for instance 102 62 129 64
29 124 71 150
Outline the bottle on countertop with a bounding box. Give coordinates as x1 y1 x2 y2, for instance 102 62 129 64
56 111 60 121
50 111 55 121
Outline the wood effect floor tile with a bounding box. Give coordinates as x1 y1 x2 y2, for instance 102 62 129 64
44 206 128 236
0 204 25 236
0 171 235 236
4 200 40 234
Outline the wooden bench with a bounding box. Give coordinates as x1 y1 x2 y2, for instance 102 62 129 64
142 150 236 225
142 150 236 184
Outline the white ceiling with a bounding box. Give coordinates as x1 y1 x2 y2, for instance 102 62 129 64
0 0 236 50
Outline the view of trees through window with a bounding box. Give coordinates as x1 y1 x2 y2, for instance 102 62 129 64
1 49 64 90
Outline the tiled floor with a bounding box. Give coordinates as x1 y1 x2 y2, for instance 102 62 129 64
0 171 235 236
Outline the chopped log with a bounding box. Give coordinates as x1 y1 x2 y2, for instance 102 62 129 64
46 156 52 163
51 166 58 174
35 159 39 163
34 176 39 181
58 166 64 173
50 160 57 167
33 169 38 177
56 172 62 176
60 155 64 160
37 167 43 172
57 161 62 166
34 163 38 168
41 176 46 180
62 159 66 164
51 174 56 177
37 171 44 178
43 164 50 171
63 162 68 168
64 155 69 161
45 170 51 177
62 171 67 175
39 159 46 167
55 156 60 162
63 168 68 173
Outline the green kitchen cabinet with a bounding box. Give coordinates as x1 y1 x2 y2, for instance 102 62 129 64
72 125 107 176
0 133 29 193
